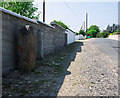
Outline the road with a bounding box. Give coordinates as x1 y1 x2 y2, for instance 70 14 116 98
58 38 119 96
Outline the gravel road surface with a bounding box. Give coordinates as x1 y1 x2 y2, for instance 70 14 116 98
58 38 118 96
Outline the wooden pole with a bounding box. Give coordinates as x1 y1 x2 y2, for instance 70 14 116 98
43 0 45 22
86 13 88 38
83 21 85 31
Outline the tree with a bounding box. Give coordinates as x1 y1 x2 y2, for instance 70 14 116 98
112 23 117 32
0 2 40 19
88 25 100 33
117 25 120 31
79 29 86 36
53 20 69 29
106 25 112 34
87 25 100 37
106 24 118 34
87 29 97 38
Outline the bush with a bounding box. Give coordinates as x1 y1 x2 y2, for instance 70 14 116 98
102 31 109 38
53 20 69 29
96 32 101 38
110 33 113 35
96 31 109 38
87 25 100 38
96 32 103 38
110 31 120 35
87 30 97 38
113 30 120 35
79 29 86 36
116 30 120 32
113 32 120 35
75 32 79 35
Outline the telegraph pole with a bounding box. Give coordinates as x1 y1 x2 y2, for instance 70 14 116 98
86 13 88 38
43 0 45 22
83 21 85 31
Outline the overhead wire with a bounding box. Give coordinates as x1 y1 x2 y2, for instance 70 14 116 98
63 0 83 31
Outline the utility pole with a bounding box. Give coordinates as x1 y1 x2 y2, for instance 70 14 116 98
83 21 85 31
86 13 88 38
43 0 45 22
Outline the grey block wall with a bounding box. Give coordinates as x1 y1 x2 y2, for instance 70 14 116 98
1 8 66 74
2 12 39 74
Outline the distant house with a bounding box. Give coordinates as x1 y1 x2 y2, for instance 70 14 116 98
65 29 75 45
75 34 83 40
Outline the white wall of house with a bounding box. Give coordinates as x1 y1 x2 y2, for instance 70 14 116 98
75 35 79 40
75 34 83 40
108 35 120 41
65 29 75 45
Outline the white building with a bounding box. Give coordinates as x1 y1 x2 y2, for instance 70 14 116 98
75 34 83 40
65 29 75 45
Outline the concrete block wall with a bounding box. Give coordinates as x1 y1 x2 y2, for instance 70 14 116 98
108 35 120 41
1 10 39 74
0 7 66 74
51 22 66 52
37 21 55 56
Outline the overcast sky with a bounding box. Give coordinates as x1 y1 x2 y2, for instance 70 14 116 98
34 0 118 32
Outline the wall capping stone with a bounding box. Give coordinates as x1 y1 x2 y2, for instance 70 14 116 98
0 7 57 29
66 28 75 33
37 20 55 29
0 7 38 24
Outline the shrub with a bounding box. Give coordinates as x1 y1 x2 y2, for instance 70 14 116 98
75 32 79 35
102 31 109 38
54 20 69 29
96 31 108 38
110 31 120 35
110 33 113 35
79 29 86 36
96 32 103 38
113 32 120 35
116 30 120 32
87 25 100 38
113 30 120 35
87 30 97 38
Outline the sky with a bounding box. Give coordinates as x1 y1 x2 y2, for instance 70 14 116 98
34 0 119 32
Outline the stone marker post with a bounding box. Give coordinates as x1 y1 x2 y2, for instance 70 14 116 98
18 25 36 72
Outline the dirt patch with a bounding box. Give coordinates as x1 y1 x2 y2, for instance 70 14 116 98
2 42 83 96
